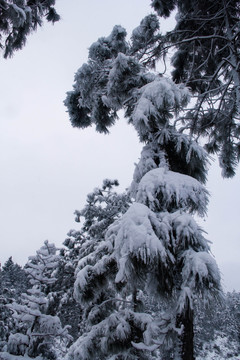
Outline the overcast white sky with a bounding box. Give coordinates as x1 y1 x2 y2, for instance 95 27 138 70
0 0 239 293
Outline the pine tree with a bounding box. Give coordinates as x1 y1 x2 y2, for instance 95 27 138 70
0 0 60 58
65 18 222 360
1 257 29 296
62 181 132 353
150 0 240 177
47 254 82 342
6 241 70 359
0 258 29 349
0 266 13 349
67 181 155 360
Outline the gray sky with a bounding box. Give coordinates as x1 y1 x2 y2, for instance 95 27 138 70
0 0 239 293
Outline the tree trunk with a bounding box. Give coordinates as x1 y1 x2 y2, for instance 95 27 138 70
177 298 194 360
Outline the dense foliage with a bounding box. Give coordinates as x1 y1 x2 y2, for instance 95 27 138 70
0 0 60 58
1 0 240 359
0 257 29 348
0 212 239 359
150 0 240 177
3 242 70 359
64 9 223 359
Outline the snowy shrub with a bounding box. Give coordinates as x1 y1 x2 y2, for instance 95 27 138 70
7 333 29 356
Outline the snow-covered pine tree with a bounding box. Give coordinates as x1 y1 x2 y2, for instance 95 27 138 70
0 0 60 58
66 181 158 360
65 15 222 360
1 257 29 297
0 267 14 350
150 0 240 177
6 241 70 359
47 252 81 342
60 181 134 355
0 258 29 349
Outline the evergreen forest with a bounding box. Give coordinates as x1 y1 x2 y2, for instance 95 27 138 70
1 0 240 359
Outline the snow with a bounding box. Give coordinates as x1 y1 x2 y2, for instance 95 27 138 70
196 334 240 359
170 211 209 252
67 309 154 360
130 143 165 197
137 77 189 113
10 4 27 27
106 202 167 283
181 250 221 288
7 301 42 321
133 96 157 127
26 241 59 286
131 341 159 351
0 354 43 360
74 249 115 304
131 77 190 137
74 264 92 295
177 286 193 314
6 334 29 357
106 52 141 111
37 315 62 336
115 320 131 340
131 14 159 52
136 167 209 216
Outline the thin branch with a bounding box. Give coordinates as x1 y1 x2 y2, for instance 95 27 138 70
94 298 133 308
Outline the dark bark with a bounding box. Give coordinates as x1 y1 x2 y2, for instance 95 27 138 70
177 298 195 360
